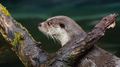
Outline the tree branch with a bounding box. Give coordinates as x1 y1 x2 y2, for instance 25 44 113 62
0 4 48 67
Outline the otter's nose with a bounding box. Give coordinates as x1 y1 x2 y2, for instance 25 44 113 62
38 23 42 27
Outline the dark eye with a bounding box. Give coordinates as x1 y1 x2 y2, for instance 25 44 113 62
59 23 65 28
47 22 51 26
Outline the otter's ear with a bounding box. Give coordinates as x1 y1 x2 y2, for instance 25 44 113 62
59 23 65 28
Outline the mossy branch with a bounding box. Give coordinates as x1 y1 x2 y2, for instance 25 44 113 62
0 4 48 67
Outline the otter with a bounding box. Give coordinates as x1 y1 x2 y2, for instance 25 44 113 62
38 16 120 67
38 16 87 46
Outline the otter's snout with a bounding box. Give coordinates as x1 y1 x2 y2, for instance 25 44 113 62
38 23 42 27
38 23 43 31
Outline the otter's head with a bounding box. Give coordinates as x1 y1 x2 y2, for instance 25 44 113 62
38 16 86 46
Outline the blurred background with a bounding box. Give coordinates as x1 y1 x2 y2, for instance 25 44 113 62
0 0 120 67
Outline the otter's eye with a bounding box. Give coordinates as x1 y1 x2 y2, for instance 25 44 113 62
59 23 65 28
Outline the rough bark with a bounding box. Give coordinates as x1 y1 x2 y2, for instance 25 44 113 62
0 4 48 67
0 4 118 67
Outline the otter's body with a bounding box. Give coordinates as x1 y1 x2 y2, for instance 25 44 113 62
38 16 120 67
78 46 120 67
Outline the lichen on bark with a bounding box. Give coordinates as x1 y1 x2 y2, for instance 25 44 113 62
11 32 24 47
0 4 10 16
